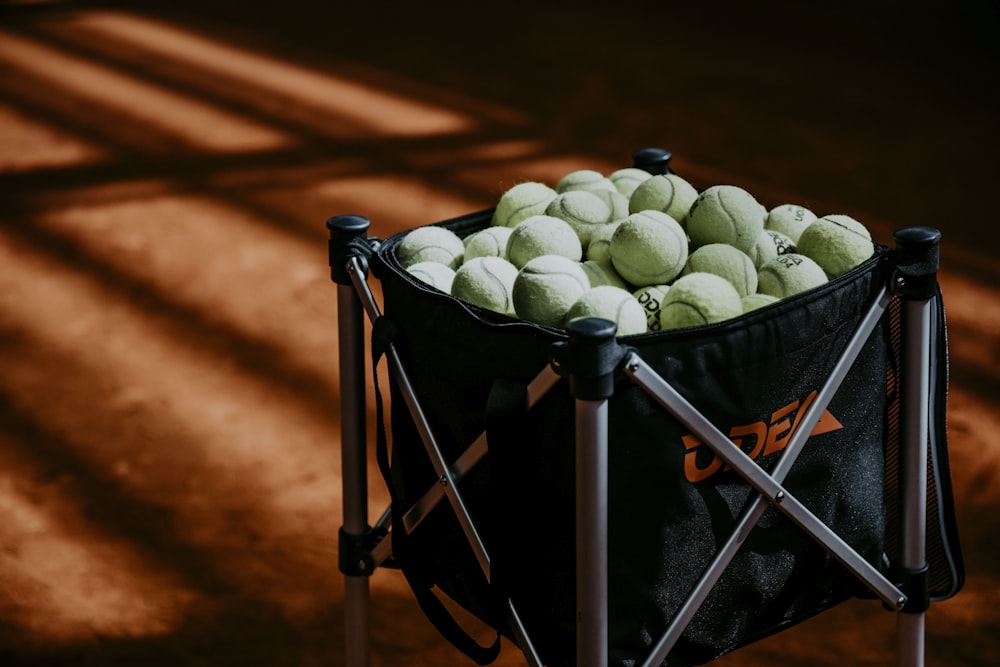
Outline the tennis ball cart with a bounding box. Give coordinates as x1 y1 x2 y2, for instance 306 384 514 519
328 148 964 667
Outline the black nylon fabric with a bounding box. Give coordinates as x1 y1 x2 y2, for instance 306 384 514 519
376 212 893 667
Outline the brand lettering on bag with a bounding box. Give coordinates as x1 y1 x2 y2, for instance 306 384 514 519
681 390 843 483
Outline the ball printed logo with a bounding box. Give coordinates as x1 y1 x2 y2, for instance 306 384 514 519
681 390 843 483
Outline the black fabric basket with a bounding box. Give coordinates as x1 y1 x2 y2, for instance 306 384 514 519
369 209 963 667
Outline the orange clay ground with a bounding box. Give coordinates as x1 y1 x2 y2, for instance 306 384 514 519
0 1 997 665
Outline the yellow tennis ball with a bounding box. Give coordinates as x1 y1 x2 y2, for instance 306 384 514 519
748 229 796 269
397 225 465 269
627 173 700 226
406 261 456 293
766 203 817 244
588 188 630 221
564 286 648 336
757 253 829 298
632 284 671 332
492 181 558 228
512 255 591 328
687 185 767 253
659 272 743 330
584 222 621 263
464 226 514 261
452 257 519 316
556 169 617 194
580 259 629 289
741 293 780 313
681 243 758 297
608 167 653 198
609 210 689 287
506 215 583 269
797 214 875 278
545 190 615 248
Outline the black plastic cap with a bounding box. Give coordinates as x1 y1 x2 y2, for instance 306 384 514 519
554 317 626 400
327 215 371 284
891 226 941 299
632 147 673 175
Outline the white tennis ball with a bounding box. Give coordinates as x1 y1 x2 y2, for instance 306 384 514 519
748 229 797 269
632 284 671 332
757 253 829 298
609 210 688 286
797 214 875 277
580 259 629 289
556 169 617 194
608 167 653 198
492 181 558 228
512 255 591 328
464 226 514 261
564 286 647 337
766 203 817 244
451 257 519 316
584 222 621 263
397 226 465 269
546 190 615 248
506 215 583 269
659 272 743 330
627 173 700 226
406 261 456 293
741 293 780 313
687 185 767 253
681 243 758 297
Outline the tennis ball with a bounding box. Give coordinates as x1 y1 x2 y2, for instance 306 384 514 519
766 203 817 244
609 210 688 286
556 169 617 194
584 222 621 263
406 261 456 293
580 259 629 289
452 256 519 316
632 284 671 332
748 229 796 269
464 226 513 261
588 188 630 221
741 293 779 313
757 253 829 298
397 226 465 269
659 272 743 330
546 190 614 247
492 181 558 228
627 173 700 226
608 167 653 198
687 185 767 254
797 214 875 277
512 255 591 328
506 215 583 268
564 286 647 337
681 243 758 297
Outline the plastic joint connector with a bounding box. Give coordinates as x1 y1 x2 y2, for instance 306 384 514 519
551 318 629 401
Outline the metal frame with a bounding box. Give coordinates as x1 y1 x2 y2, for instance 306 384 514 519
328 212 943 667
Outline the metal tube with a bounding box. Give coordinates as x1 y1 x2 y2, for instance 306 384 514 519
897 298 931 667
577 398 609 667
338 281 370 667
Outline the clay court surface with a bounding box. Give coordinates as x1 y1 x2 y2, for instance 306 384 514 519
0 1 997 665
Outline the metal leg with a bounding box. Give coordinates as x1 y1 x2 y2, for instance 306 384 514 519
328 215 373 667
556 318 627 667
893 227 943 667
